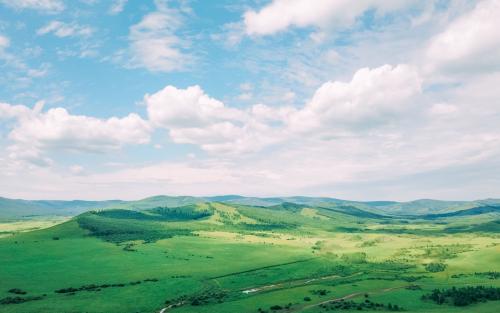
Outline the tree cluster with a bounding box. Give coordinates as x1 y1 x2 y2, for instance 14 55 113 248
422 286 500 306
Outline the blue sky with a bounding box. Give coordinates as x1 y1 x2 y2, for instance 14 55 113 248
1 0 500 201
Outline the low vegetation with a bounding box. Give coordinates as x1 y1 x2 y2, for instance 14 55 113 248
422 286 500 306
0 199 499 312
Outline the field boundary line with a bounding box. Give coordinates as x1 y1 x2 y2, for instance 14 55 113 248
206 257 318 280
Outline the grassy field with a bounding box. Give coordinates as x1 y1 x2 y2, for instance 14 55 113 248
0 216 70 239
0 201 499 312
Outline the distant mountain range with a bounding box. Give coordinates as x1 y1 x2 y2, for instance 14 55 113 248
1 195 500 219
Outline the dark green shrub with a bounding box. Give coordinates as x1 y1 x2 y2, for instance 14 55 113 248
425 262 447 272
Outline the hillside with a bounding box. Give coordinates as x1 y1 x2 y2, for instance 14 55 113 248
0 197 124 219
1 200 499 313
2 195 500 219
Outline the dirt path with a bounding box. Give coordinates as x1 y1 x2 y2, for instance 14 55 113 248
240 272 364 295
157 272 363 312
159 301 185 313
299 285 409 312
158 272 412 313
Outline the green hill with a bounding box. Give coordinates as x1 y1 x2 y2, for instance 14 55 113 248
1 199 499 313
2 195 500 220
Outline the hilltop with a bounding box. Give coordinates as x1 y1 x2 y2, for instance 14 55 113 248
1 195 500 219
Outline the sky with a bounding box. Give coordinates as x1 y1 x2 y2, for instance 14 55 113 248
0 0 500 201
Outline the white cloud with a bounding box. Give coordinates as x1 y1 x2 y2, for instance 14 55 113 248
323 49 341 65
27 63 50 78
144 65 422 154
146 85 244 128
240 82 253 91
0 34 19 67
289 64 422 132
1 102 151 166
2 66 500 200
425 0 500 74
243 0 417 36
0 35 10 50
0 102 33 120
250 103 296 122
10 108 151 152
0 0 64 13
2 1 500 201
237 92 252 101
237 83 253 100
429 103 458 116
37 21 94 38
69 164 84 175
128 0 191 72
109 0 127 15
211 22 246 47
145 85 286 154
0 35 51 88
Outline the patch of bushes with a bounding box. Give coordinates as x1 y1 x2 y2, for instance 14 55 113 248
263 303 293 311
94 206 213 222
405 285 422 290
311 289 330 296
425 262 447 273
189 291 226 305
166 290 227 308
1 295 44 305
341 252 367 264
122 243 137 252
147 206 213 221
451 272 499 279
421 244 473 259
240 222 295 231
8 288 27 295
422 286 500 306
319 299 403 311
54 278 159 294
144 278 159 282
476 271 500 279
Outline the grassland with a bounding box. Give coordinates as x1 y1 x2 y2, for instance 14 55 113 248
0 200 499 313
0 216 70 239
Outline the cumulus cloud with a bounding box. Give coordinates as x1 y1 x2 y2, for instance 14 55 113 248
10 108 151 152
0 102 33 120
146 85 245 128
425 0 500 74
37 21 94 38
128 0 191 72
1 69 499 199
1 102 151 166
288 64 422 132
144 64 421 154
0 0 64 13
243 0 417 36
145 85 285 154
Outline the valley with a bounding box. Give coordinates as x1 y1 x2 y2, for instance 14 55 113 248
0 197 499 312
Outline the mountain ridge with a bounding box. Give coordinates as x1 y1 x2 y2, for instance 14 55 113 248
1 195 500 219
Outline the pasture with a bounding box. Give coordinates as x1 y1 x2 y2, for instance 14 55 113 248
0 201 499 312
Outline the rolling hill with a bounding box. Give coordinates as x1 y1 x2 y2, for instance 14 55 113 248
2 195 500 219
1 198 499 313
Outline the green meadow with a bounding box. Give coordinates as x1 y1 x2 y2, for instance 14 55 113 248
0 198 499 312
